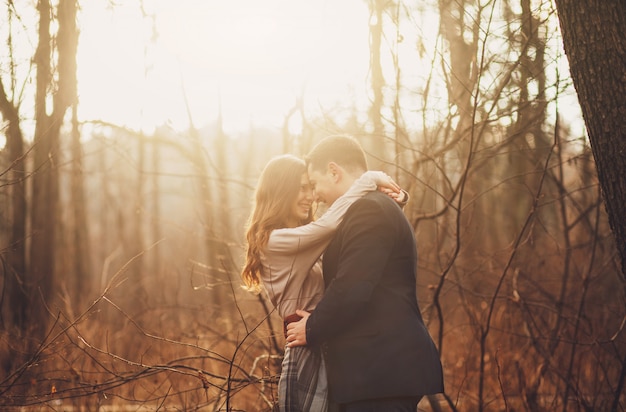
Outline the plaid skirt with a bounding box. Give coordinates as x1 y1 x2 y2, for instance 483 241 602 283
278 345 328 412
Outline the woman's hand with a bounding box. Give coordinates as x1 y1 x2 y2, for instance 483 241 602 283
380 187 409 205
363 170 409 206
367 171 401 193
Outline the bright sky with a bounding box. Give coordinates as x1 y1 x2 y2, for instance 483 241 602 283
1 1 582 147
77 0 373 134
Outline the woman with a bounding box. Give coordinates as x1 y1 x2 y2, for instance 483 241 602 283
241 154 404 412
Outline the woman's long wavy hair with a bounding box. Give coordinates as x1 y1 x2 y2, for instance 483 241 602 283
241 154 313 293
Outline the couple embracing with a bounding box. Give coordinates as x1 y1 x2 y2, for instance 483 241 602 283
241 135 443 412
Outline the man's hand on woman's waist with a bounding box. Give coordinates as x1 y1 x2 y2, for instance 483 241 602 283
286 309 310 347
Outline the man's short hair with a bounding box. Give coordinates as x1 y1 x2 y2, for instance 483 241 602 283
305 135 368 173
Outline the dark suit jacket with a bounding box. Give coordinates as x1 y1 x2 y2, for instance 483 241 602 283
305 190 444 403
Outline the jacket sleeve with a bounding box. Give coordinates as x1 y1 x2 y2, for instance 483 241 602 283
305 196 396 346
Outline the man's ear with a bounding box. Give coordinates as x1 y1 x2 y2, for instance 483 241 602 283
328 162 341 183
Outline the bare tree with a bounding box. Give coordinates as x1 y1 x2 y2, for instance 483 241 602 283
29 0 78 339
66 11 90 308
366 0 387 162
554 0 626 278
0 76 28 332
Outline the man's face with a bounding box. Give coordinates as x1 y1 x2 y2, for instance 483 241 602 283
307 163 338 206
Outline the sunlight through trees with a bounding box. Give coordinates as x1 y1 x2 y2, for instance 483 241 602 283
0 1 624 410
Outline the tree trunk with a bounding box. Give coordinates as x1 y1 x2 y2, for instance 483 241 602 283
30 0 57 338
30 0 77 337
366 0 386 165
0 77 28 332
554 0 626 277
70 102 92 305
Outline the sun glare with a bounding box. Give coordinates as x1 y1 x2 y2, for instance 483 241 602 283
76 0 372 134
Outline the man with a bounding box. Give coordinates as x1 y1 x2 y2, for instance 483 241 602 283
286 135 444 411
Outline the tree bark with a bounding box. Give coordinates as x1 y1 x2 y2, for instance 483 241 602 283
30 0 57 337
70 102 92 304
0 76 28 332
366 0 386 165
30 0 78 336
554 0 626 277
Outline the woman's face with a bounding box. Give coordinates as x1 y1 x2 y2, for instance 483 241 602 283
288 172 314 227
